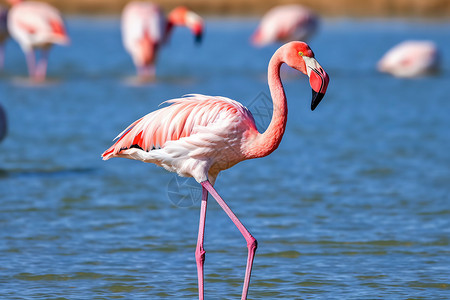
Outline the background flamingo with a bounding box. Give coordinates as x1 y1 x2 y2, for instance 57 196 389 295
7 0 69 80
0 103 6 143
0 5 8 69
377 40 440 78
121 2 203 79
102 41 329 300
252 4 319 47
165 6 203 43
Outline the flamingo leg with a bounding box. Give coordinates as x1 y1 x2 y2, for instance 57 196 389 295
25 50 36 78
35 49 49 81
195 187 208 300
201 180 257 300
137 65 155 81
0 45 4 70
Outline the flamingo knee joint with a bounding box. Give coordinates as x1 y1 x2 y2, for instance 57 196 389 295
195 247 206 263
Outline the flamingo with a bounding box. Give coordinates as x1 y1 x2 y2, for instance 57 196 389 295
102 41 329 299
121 2 203 79
7 0 69 80
0 5 8 69
252 4 319 47
164 6 203 43
0 103 6 143
377 40 440 78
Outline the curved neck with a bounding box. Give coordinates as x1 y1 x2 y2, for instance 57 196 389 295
163 22 174 43
163 7 185 42
246 53 288 159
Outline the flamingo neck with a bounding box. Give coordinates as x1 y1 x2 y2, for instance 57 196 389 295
163 7 186 43
163 22 174 43
246 52 288 159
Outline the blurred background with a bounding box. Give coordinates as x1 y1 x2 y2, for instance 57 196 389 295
1 0 450 16
0 0 449 299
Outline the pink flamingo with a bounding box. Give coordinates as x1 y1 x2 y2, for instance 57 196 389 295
377 40 440 78
121 2 203 79
102 41 329 299
0 5 8 69
7 0 69 80
252 4 319 47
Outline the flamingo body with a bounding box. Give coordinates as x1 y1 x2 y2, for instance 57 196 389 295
7 0 69 79
102 41 329 299
377 40 440 78
8 1 68 50
121 2 204 78
103 94 258 183
252 5 319 47
121 1 165 77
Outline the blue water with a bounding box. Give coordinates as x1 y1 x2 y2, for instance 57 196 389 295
1 17 449 299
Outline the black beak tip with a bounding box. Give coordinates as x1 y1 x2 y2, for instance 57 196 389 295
195 33 203 44
311 90 325 111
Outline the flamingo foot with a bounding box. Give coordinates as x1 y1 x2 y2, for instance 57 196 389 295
137 65 156 82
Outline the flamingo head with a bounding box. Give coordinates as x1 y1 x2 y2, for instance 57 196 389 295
283 41 330 111
186 11 203 43
168 6 204 44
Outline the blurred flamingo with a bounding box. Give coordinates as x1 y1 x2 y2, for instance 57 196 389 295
164 6 203 43
102 41 329 300
377 40 440 78
0 103 6 143
121 2 203 79
252 4 319 47
0 5 8 69
7 0 69 80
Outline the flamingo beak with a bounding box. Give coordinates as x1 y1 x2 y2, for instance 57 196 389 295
186 11 203 45
304 57 329 111
195 31 203 44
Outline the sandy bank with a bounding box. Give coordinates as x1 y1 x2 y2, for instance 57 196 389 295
1 0 449 17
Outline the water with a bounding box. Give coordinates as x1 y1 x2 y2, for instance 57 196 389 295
1 17 450 299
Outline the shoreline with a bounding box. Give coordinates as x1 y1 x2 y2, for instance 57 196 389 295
1 0 449 18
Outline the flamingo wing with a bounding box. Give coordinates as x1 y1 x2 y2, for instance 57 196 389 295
102 94 257 161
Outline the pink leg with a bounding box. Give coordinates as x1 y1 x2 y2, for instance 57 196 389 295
137 65 155 81
25 50 36 78
0 45 4 69
195 187 208 300
201 180 257 300
35 49 49 81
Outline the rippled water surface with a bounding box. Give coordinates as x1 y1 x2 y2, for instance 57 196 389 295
1 18 449 299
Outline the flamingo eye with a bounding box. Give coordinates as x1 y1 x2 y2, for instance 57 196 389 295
298 51 303 56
